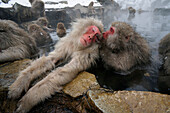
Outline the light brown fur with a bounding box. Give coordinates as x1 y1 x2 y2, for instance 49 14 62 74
30 0 45 18
8 18 103 113
159 33 170 75
56 22 66 38
0 20 38 63
100 22 150 72
28 24 53 47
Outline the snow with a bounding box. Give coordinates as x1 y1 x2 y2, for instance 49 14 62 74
0 0 169 10
0 0 101 8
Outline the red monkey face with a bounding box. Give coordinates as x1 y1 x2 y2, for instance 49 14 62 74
80 26 101 47
103 26 115 39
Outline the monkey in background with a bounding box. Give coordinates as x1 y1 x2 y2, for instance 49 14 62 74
159 33 170 75
29 0 45 18
0 20 38 63
56 22 66 38
158 33 170 94
20 17 54 32
8 18 104 113
28 24 53 47
88 1 96 14
36 17 54 32
128 7 136 15
100 22 150 73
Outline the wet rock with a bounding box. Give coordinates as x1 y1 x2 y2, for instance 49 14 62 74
63 71 100 98
0 59 31 113
154 8 170 16
65 8 82 21
86 89 170 113
46 9 71 29
0 3 44 23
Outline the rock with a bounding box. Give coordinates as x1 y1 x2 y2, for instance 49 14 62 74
65 8 82 21
63 71 100 98
74 4 88 14
46 9 71 29
86 89 170 113
0 59 31 113
154 8 170 16
0 3 44 23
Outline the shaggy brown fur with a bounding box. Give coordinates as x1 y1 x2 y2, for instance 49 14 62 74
0 20 38 63
128 7 136 15
28 24 53 47
100 22 150 72
159 33 170 75
8 18 103 113
56 22 66 38
30 0 45 18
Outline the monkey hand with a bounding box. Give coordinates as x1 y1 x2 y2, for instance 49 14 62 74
8 73 30 99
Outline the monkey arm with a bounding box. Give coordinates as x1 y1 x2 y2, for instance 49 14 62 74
15 49 99 113
0 45 30 63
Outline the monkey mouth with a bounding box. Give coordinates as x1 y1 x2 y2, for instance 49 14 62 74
80 37 88 46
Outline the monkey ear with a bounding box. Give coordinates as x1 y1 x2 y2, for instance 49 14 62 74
125 36 130 42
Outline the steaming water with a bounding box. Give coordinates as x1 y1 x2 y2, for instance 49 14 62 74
95 8 170 93
40 7 170 93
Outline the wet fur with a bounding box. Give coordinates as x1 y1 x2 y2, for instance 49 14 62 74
100 22 150 72
159 33 170 75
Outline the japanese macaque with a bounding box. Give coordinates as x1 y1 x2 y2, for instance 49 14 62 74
128 7 136 15
36 17 54 32
29 0 45 18
0 20 38 63
100 22 150 73
56 22 66 38
88 1 96 14
28 24 53 47
159 33 170 75
20 17 54 32
8 18 103 113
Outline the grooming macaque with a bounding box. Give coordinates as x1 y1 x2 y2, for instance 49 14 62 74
128 7 136 15
29 0 45 18
28 24 53 47
56 22 66 38
100 22 150 72
8 18 103 113
0 20 38 63
159 33 170 75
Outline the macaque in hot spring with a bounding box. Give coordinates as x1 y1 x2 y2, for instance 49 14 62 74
100 22 150 73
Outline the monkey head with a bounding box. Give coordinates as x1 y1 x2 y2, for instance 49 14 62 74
80 25 102 47
36 17 48 27
57 22 65 29
28 24 39 33
103 22 135 52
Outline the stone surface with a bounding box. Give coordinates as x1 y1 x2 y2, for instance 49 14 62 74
87 89 170 113
63 71 100 98
0 59 31 113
